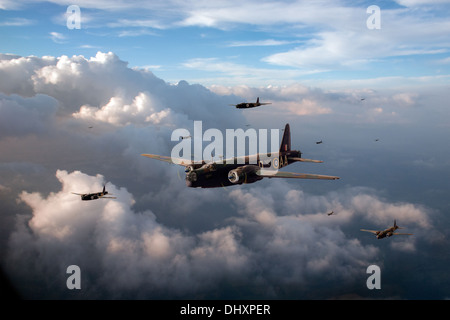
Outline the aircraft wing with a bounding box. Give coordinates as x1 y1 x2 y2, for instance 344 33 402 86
256 170 340 180
360 229 379 234
392 232 413 236
141 154 203 166
288 157 323 163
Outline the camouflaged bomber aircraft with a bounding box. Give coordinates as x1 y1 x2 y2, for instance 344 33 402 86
361 220 413 239
230 97 272 109
72 185 116 200
142 123 340 188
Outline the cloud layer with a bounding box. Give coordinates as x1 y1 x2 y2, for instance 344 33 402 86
7 169 435 299
0 51 448 299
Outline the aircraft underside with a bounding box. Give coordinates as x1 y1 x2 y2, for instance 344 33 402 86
185 164 263 188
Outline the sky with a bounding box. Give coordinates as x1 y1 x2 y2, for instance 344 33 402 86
1 0 450 302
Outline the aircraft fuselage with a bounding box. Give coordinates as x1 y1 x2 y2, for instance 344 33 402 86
236 103 259 109
376 227 397 239
80 192 107 200
142 123 340 189
185 150 301 188
185 163 262 188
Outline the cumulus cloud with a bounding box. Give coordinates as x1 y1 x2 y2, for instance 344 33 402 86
228 185 378 284
0 52 243 130
0 54 56 96
73 92 178 127
8 170 252 298
350 193 431 229
0 51 448 299
229 182 434 255
7 169 435 299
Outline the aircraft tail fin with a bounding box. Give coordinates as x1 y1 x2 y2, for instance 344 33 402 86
256 97 260 104
103 185 106 193
280 123 291 153
394 220 404 229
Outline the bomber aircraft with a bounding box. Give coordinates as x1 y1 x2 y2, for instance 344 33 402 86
142 123 339 188
72 185 116 201
361 220 413 239
230 97 271 109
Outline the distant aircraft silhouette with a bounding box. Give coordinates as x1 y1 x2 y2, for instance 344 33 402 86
361 220 413 239
72 185 116 201
230 97 271 109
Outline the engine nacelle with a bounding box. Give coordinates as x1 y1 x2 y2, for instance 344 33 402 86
228 166 263 184
185 165 194 173
186 171 197 182
228 169 245 183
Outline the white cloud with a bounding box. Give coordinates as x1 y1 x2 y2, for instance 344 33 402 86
210 83 332 116
351 193 431 229
227 39 301 47
182 57 326 87
11 169 434 298
0 50 448 299
4 0 447 86
208 83 424 120
0 54 56 96
435 56 450 64
0 52 242 129
73 92 177 126
177 1 357 29
263 22 450 71
0 0 23 10
117 29 159 37
253 5 450 74
108 19 165 30
395 0 450 6
9 170 253 298
0 17 33 26
392 92 418 106
49 32 67 44
230 183 435 256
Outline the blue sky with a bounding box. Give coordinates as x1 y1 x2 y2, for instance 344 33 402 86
1 0 450 302
1 0 449 87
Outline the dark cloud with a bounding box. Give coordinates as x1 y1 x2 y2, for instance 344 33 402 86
0 94 57 137
4 169 438 299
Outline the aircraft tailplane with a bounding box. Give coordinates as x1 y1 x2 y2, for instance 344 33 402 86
280 123 291 153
